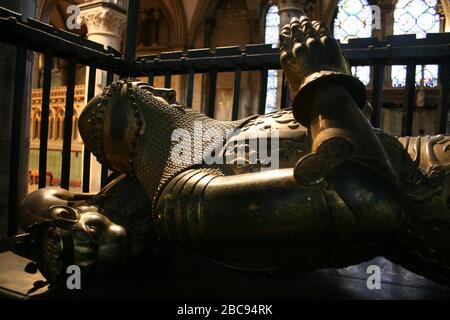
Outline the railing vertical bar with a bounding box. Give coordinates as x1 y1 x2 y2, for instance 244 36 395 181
7 42 27 236
285 85 290 109
106 70 114 84
100 70 115 188
207 67 217 118
164 71 172 88
38 49 53 188
439 57 450 134
258 67 268 115
402 60 416 136
60 55 77 190
371 60 385 128
281 73 290 108
232 66 242 120
186 68 195 108
82 62 96 193
101 166 109 188
148 72 154 86
124 0 140 62
281 73 287 108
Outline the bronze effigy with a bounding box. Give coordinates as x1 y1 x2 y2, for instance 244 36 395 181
13 16 450 287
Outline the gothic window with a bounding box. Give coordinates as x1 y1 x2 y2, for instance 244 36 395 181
264 4 280 113
392 0 441 87
333 0 372 85
265 4 280 47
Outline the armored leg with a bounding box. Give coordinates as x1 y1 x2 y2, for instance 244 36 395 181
155 166 403 271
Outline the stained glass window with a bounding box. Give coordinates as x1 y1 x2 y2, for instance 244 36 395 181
392 64 439 87
265 5 280 48
264 5 280 113
392 0 440 87
333 0 373 85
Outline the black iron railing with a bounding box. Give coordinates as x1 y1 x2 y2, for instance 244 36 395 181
136 34 450 134
0 4 449 237
138 45 283 118
340 34 450 134
0 5 135 236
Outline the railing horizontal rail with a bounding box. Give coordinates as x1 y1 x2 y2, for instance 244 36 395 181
37 48 52 189
137 34 450 76
2 7 448 77
7 41 27 236
0 13 133 75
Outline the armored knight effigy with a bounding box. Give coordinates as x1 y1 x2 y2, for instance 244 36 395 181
13 17 450 287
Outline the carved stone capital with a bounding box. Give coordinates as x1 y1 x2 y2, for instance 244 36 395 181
80 2 127 41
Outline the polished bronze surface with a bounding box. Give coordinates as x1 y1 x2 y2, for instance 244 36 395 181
12 16 450 288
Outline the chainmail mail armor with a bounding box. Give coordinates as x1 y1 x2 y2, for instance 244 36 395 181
80 79 251 210
131 86 250 208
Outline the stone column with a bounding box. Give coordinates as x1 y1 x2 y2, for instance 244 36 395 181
0 0 36 237
278 0 304 28
440 1 450 32
374 0 396 87
80 1 127 192
80 1 127 53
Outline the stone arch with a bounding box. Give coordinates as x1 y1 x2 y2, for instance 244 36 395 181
189 0 261 120
259 1 280 44
189 0 221 48
47 0 87 36
36 0 58 23
30 108 41 140
137 0 187 53
190 0 254 48
190 0 269 47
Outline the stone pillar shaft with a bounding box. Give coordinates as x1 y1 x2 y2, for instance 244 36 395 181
440 1 450 32
377 1 396 87
80 1 127 193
